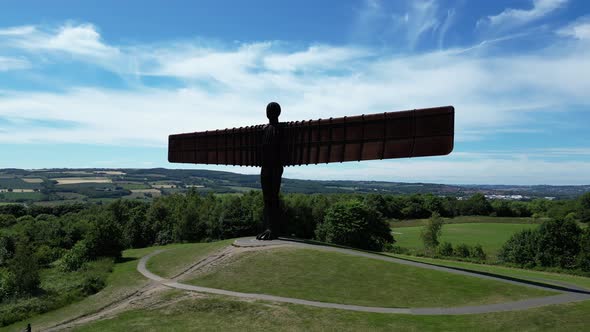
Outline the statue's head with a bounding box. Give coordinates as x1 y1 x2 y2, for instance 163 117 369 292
266 102 281 122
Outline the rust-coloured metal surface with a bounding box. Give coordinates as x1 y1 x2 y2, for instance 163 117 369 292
168 106 454 167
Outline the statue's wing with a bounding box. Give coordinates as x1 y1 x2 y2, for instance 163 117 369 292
281 106 454 166
168 125 265 167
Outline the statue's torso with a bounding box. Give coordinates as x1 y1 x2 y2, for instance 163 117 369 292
262 123 282 169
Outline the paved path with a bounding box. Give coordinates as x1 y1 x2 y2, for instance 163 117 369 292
137 238 590 315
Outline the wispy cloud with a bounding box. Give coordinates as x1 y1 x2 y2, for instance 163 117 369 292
0 56 29 71
558 16 590 40
352 0 453 50
478 0 568 29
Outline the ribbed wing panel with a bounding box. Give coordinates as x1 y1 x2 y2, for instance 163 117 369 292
168 125 265 167
281 106 454 166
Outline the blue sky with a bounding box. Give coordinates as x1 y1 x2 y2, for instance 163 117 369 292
0 0 589 185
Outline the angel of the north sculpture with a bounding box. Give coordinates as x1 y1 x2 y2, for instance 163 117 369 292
169 102 454 240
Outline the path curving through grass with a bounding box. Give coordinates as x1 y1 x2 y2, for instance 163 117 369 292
137 238 590 315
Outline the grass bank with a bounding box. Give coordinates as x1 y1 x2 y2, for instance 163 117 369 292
187 247 553 308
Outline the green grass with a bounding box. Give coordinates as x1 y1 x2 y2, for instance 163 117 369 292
390 216 543 228
389 254 590 291
2 240 234 331
187 247 553 308
0 259 114 327
146 240 233 278
0 192 44 201
392 222 538 256
74 291 590 332
117 183 151 190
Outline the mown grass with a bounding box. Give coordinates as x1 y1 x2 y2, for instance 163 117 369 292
392 222 538 256
187 247 553 308
389 254 590 291
390 216 543 228
75 291 590 332
146 240 233 278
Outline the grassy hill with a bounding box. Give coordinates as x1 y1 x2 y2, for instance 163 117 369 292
4 240 590 332
186 247 551 308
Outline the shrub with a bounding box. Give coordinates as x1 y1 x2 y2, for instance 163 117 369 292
80 274 106 296
576 227 590 272
35 245 64 267
421 212 444 250
437 242 454 256
0 270 16 301
471 244 487 261
498 229 539 267
384 244 410 255
535 218 581 268
455 243 471 258
58 240 89 272
315 200 393 251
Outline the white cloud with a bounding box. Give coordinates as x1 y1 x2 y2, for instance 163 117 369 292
0 20 589 183
558 17 590 40
0 23 119 59
263 46 367 72
0 56 29 71
478 0 568 29
0 25 36 36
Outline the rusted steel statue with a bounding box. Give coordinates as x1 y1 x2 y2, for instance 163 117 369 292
168 102 454 240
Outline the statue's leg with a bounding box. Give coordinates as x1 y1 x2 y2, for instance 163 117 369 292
257 167 276 240
256 166 283 240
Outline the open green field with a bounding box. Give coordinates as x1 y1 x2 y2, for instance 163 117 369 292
187 247 552 308
390 216 543 228
392 222 538 256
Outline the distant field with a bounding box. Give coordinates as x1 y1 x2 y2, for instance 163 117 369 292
22 178 44 183
0 192 44 201
95 171 126 175
0 177 42 189
391 216 542 228
118 183 151 190
0 189 34 193
392 222 539 256
53 177 112 185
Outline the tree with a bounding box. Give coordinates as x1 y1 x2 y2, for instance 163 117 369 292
85 213 124 259
535 218 581 268
315 200 393 251
577 227 590 271
420 212 444 252
498 229 539 267
578 192 590 223
461 193 492 216
9 238 40 297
